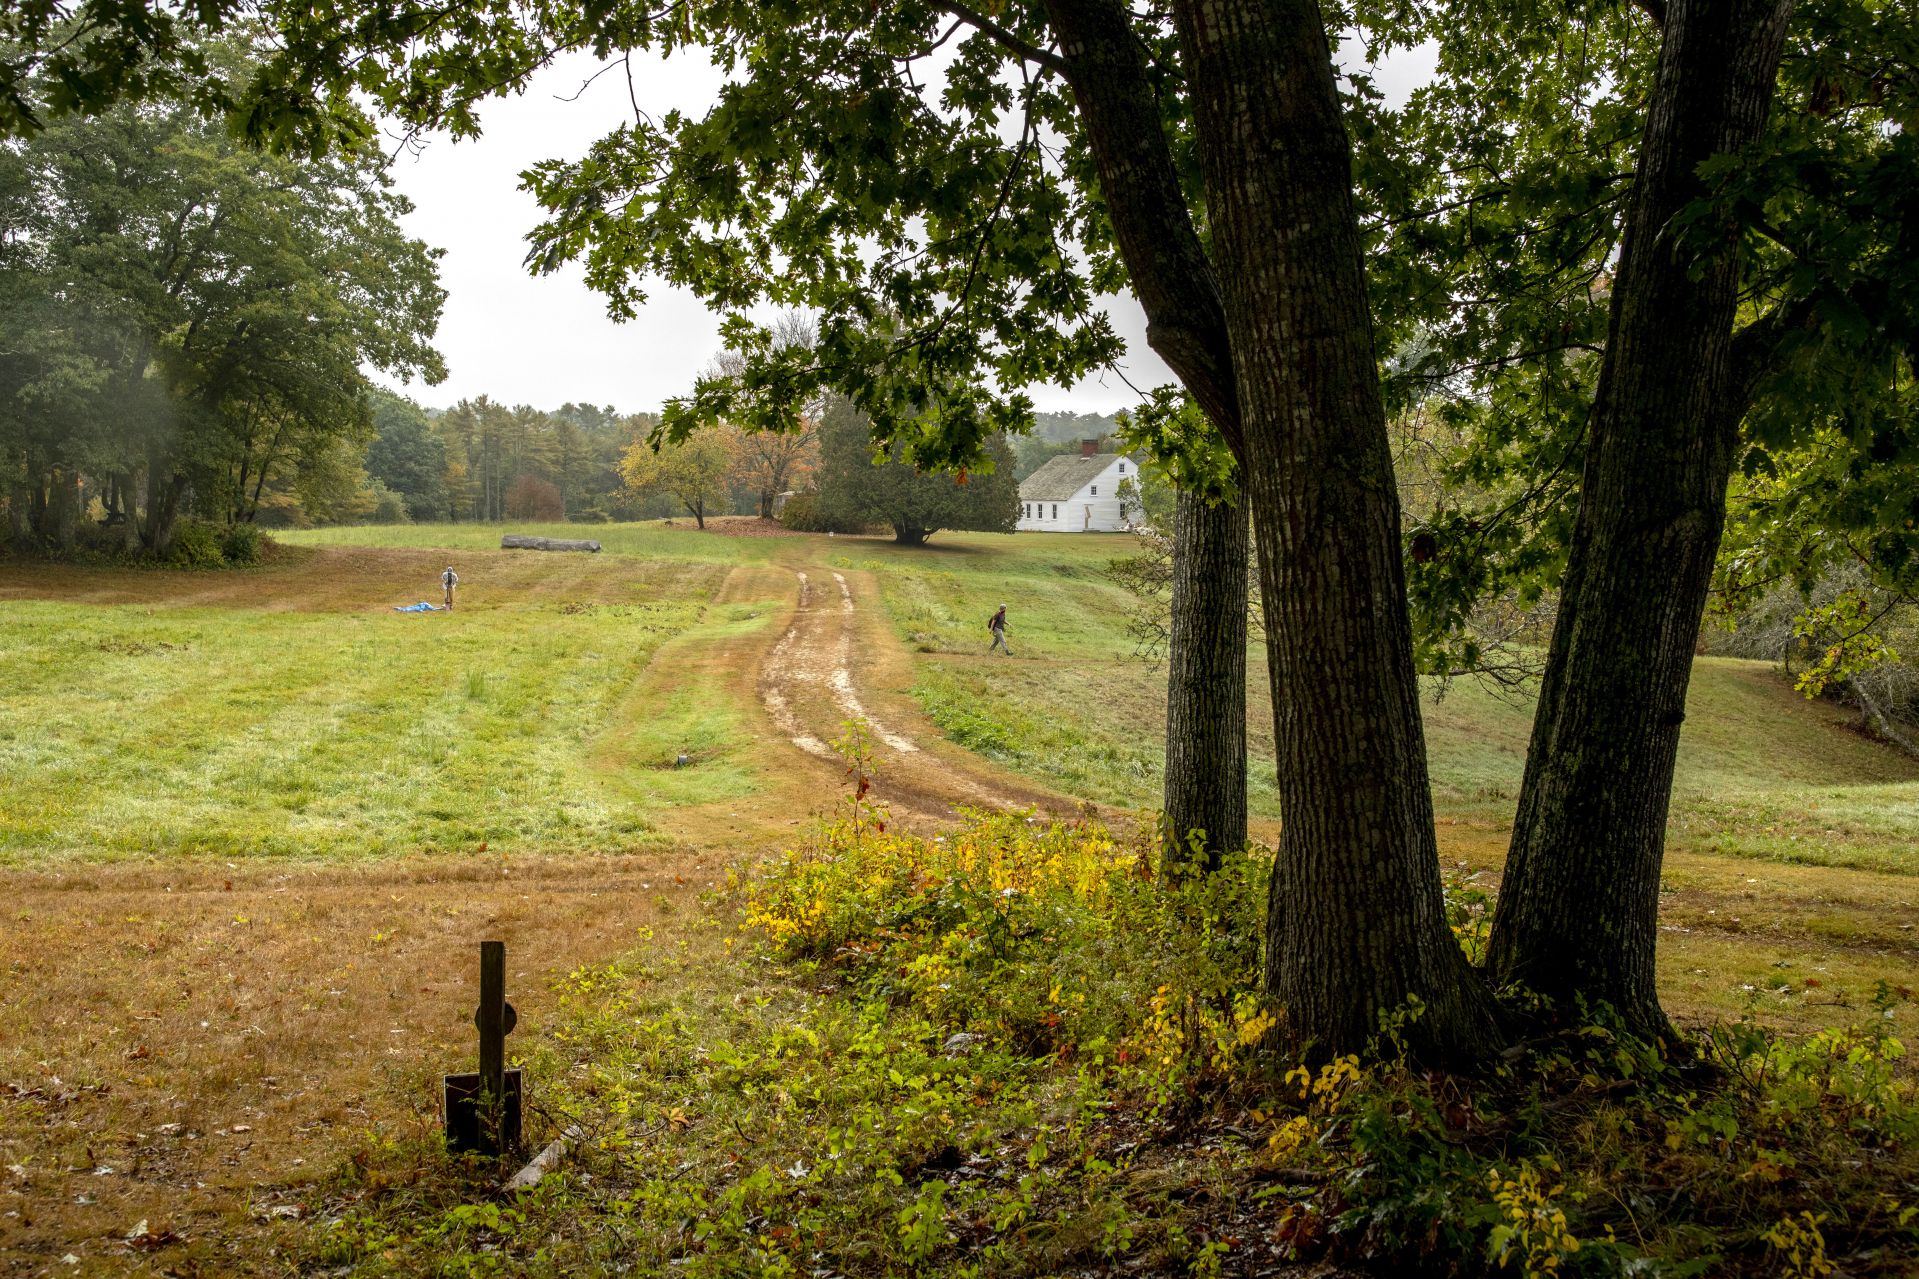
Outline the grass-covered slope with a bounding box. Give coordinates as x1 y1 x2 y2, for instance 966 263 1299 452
854 530 1919 874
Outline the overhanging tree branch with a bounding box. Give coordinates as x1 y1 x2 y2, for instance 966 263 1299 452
1040 0 1242 454
931 1 1068 74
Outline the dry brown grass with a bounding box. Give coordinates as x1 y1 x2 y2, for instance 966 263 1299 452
0 851 729 1275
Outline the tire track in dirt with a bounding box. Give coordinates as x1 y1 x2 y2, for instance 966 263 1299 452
756 563 1073 823
825 572 918 754
757 570 835 760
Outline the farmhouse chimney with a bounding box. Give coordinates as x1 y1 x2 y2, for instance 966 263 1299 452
1080 438 1099 458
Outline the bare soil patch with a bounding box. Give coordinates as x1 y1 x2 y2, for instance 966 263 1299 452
673 516 809 539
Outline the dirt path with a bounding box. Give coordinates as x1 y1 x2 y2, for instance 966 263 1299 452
753 559 1079 826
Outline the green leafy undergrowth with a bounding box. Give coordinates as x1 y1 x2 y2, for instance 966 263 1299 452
303 793 1919 1277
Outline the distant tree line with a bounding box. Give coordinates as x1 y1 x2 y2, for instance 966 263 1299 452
359 393 658 526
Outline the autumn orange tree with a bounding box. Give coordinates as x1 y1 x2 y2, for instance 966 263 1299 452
727 420 818 520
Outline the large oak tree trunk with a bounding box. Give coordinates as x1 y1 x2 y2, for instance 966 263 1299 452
1489 0 1796 1037
1161 490 1248 873
6 478 27 545
1170 0 1498 1060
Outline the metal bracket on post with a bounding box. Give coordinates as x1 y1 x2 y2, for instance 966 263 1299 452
444 940 522 1155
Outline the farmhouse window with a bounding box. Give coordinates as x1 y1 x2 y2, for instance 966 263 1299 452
1091 485 1098 496
1119 462 1126 474
1051 504 1058 519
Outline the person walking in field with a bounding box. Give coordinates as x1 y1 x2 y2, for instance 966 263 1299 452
442 565 459 611
988 604 1013 656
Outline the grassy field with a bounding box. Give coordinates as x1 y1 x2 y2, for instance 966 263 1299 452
284 518 772 565
853 529 1919 871
0 547 773 864
4 519 1917 1273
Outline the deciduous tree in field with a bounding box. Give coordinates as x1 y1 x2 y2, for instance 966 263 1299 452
812 394 1019 546
505 474 565 521
730 424 820 522
620 430 735 529
0 70 443 554
1359 0 1915 1037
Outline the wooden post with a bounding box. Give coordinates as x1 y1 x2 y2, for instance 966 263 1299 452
444 940 522 1156
478 940 506 1117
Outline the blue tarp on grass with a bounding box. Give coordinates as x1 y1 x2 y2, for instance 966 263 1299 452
393 601 443 613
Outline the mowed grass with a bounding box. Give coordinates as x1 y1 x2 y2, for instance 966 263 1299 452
0 537 810 1272
0 545 772 864
280 518 774 565
1 521 1915 1273
865 530 1919 875
855 530 1919 1038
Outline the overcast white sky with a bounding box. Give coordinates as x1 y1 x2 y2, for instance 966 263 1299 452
375 39 1435 417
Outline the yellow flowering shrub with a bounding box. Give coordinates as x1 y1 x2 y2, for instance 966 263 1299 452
743 804 1274 1077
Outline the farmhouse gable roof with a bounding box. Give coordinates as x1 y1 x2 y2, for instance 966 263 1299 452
1019 454 1125 502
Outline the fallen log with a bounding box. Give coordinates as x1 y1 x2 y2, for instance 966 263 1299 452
501 534 602 553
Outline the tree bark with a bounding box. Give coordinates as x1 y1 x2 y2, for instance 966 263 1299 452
122 469 144 553
1161 490 1248 873
7 465 31 546
1170 0 1498 1061
48 468 79 552
893 524 930 546
1489 0 1796 1038
145 471 188 559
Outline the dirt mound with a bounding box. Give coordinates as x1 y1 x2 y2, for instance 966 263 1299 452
688 516 808 539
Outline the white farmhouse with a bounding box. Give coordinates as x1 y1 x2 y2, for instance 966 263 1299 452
1017 442 1142 533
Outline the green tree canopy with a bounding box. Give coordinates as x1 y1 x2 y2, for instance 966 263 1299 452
0 67 444 550
813 394 1018 545
619 429 734 528
366 390 450 521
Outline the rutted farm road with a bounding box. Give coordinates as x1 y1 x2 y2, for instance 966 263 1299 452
742 555 1075 826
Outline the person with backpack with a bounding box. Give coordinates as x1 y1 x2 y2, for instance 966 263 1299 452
442 566 459 611
988 604 1012 656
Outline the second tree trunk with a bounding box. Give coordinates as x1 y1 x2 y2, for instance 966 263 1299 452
1161 489 1249 874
